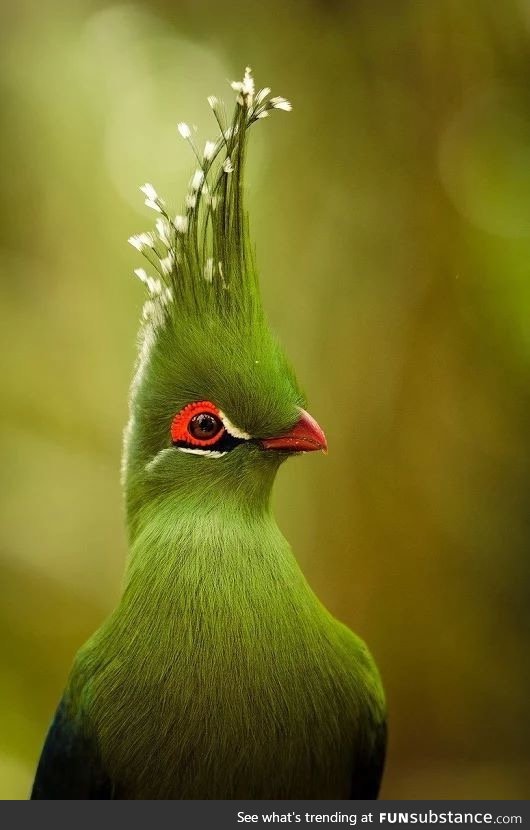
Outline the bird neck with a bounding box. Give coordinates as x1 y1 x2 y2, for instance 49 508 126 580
121 464 306 618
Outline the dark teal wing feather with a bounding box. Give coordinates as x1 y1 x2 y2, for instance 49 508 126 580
351 718 387 799
31 698 112 800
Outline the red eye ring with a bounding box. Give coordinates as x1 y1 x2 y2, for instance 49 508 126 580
171 400 226 447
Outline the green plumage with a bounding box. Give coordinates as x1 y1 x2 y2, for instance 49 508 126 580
31 69 386 800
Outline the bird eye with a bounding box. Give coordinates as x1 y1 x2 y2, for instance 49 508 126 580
171 400 247 454
188 412 223 441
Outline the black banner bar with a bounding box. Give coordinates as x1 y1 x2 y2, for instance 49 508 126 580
2 800 528 829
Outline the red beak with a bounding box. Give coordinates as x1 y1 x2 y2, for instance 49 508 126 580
260 408 327 454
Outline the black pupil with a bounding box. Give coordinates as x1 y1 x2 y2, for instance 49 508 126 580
189 412 222 441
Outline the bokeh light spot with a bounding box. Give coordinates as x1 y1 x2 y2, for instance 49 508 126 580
439 85 530 238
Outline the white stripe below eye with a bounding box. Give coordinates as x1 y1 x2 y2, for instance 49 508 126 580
177 447 228 458
219 411 252 440
145 446 228 471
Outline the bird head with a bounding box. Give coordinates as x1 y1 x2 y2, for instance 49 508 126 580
124 69 326 528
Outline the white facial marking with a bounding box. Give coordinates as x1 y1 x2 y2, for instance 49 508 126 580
145 447 175 472
219 411 252 440
176 447 227 458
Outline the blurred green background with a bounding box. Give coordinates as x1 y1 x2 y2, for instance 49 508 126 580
1 0 530 800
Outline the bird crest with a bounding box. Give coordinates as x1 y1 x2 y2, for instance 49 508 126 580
128 67 292 327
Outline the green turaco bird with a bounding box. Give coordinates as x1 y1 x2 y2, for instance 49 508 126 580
31 68 386 800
